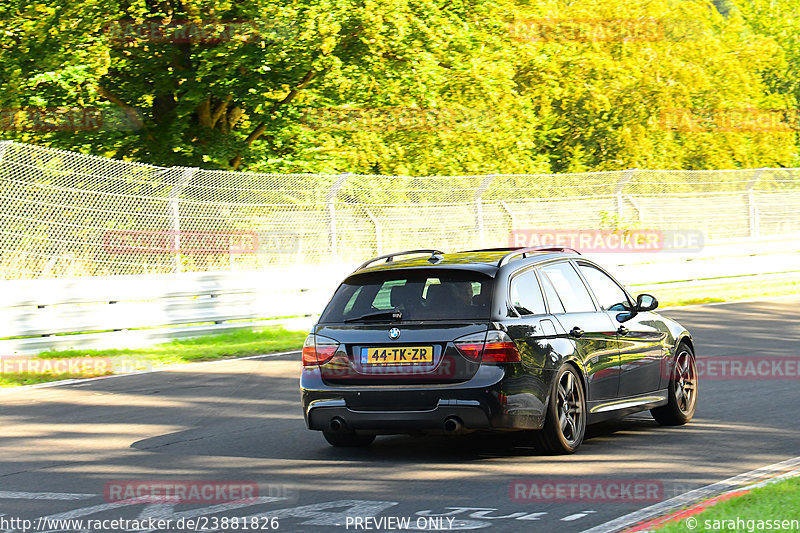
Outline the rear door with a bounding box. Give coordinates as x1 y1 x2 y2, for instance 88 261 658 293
576 261 665 396
538 261 621 401
315 269 492 387
503 267 556 369
500 267 561 415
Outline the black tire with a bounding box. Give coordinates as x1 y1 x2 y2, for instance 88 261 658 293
534 364 586 454
322 431 376 447
651 342 698 426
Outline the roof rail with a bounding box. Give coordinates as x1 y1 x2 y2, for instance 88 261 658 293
497 247 580 267
458 247 518 253
355 249 445 272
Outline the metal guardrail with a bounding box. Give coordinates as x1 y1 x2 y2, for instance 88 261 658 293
0 268 348 354
599 235 800 290
2 235 798 354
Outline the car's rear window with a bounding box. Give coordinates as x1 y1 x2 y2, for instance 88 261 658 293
319 269 494 323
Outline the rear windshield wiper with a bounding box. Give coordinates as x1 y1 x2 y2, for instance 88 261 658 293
344 309 403 323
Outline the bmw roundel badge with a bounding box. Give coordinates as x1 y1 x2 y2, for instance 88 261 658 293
388 328 400 340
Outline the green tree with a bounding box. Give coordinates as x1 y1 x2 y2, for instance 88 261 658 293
1 0 798 174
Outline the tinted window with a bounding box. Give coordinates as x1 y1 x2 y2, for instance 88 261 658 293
320 270 493 323
578 263 631 311
538 271 565 314
539 262 596 313
509 270 546 316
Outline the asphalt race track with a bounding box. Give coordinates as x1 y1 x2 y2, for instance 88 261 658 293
2 297 799 533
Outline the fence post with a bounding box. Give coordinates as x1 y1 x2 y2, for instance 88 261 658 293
326 173 350 261
613 169 638 224
363 207 383 255
475 174 496 248
747 168 765 238
499 200 517 229
168 167 198 273
499 200 517 246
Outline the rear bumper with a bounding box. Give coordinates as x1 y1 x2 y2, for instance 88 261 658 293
300 365 547 433
306 399 491 431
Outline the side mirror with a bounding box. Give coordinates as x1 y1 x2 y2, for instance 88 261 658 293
615 311 636 323
635 293 658 312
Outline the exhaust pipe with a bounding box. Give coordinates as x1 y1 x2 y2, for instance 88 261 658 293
329 417 346 432
443 416 463 433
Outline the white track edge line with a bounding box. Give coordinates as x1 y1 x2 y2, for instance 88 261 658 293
660 293 800 311
579 455 800 533
0 350 302 393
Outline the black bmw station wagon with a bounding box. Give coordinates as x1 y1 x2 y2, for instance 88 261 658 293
300 248 698 454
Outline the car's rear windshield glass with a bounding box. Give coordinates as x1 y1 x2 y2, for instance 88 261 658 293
319 269 494 323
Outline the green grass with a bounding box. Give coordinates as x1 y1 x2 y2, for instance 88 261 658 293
641 277 800 308
0 328 306 388
658 476 800 532
36 328 306 362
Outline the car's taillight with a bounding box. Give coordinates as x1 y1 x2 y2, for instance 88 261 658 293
454 330 521 363
454 332 487 361
301 334 338 366
482 330 522 363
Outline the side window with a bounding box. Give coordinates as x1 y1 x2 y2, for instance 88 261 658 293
539 262 596 313
538 271 565 314
578 263 631 311
509 270 546 316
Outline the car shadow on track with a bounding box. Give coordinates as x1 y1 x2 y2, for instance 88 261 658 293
130 411 663 462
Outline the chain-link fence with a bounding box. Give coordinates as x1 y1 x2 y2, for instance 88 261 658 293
1 139 799 279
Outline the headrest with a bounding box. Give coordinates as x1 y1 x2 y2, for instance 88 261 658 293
390 283 417 308
424 283 451 303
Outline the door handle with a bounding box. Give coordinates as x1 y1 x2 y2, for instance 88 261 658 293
570 326 584 338
617 326 629 336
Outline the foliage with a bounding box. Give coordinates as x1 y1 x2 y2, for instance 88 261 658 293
0 0 798 173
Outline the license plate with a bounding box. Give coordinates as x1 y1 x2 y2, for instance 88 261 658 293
361 346 434 365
